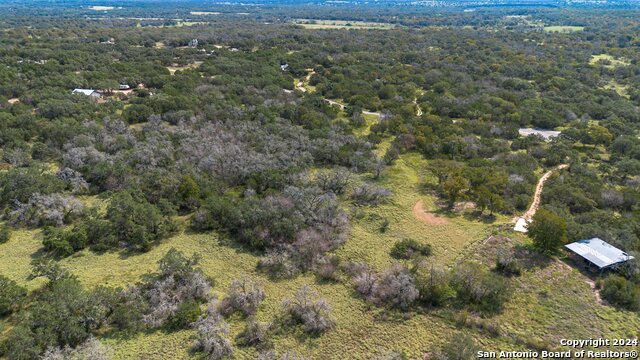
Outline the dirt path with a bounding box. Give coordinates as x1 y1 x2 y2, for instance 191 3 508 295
413 97 423 116
412 200 448 225
522 164 569 221
294 69 385 117
295 68 315 92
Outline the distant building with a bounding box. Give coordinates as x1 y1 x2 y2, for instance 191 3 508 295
118 84 131 90
513 218 530 233
72 89 101 98
565 238 634 272
188 38 198 48
518 128 561 141
280 63 289 71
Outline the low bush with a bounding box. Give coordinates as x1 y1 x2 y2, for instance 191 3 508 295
451 262 512 313
191 301 233 360
219 279 265 317
237 318 272 348
282 285 335 334
494 250 522 276
42 225 88 257
431 333 478 360
373 265 419 310
0 275 27 316
313 255 341 281
0 223 10 244
598 275 640 311
350 183 392 206
412 262 454 307
390 238 432 259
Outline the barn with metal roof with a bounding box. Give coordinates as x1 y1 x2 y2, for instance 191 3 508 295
565 238 634 271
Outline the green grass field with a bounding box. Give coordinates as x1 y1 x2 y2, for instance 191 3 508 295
601 80 630 99
589 54 631 68
293 19 396 30
2 150 639 357
544 26 585 33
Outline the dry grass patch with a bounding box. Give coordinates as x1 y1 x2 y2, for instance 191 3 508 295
293 19 396 30
167 61 203 75
589 54 630 68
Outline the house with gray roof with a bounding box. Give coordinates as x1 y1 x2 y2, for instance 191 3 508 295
565 238 634 271
72 89 101 98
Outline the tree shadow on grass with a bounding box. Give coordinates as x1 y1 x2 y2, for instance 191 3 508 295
512 242 554 271
559 255 601 282
461 211 498 224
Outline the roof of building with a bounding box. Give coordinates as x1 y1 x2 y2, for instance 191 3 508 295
518 128 561 140
513 218 530 233
72 89 98 95
565 238 634 269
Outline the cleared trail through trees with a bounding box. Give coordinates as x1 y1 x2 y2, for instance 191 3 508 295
521 164 569 221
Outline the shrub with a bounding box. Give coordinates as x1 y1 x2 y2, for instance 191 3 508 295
315 167 352 195
219 279 265 317
167 300 203 330
413 262 454 307
313 255 341 281
351 183 392 206
56 168 89 194
494 250 522 276
282 285 335 334
372 264 419 310
9 193 84 227
41 337 110 360
598 275 640 311
139 249 212 328
431 333 478 360
3 275 111 358
390 238 432 259
191 302 233 360
527 208 567 254
451 262 512 313
42 225 88 257
352 264 379 300
0 223 10 244
379 218 390 233
106 190 176 251
258 250 300 279
0 167 65 209
110 286 147 332
0 275 27 316
42 226 74 257
237 318 271 348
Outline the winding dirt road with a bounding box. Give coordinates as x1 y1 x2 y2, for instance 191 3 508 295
522 164 569 221
295 69 422 118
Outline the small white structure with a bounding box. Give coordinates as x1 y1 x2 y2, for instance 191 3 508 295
72 89 101 98
565 238 634 271
118 84 131 90
280 63 289 71
518 128 561 140
513 218 530 233
188 38 198 48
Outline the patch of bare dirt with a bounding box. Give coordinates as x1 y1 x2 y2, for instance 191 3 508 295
413 200 448 225
454 201 476 213
8 98 19 104
584 278 603 304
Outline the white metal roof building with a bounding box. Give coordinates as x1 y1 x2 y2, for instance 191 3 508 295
72 89 101 97
513 218 530 233
565 238 634 270
518 128 561 140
